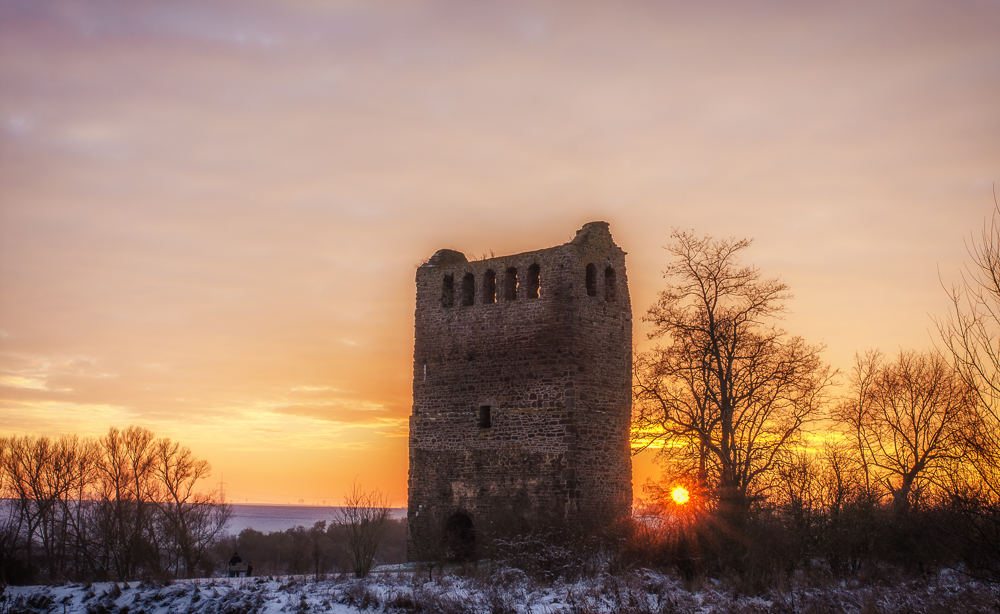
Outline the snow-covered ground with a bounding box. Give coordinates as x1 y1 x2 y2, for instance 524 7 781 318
2 568 997 614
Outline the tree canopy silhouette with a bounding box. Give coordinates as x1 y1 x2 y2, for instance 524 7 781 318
835 349 977 514
632 231 834 513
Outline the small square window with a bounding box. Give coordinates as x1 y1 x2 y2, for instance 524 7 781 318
479 406 492 429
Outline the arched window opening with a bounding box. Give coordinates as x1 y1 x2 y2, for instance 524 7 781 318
504 267 518 301
605 267 617 302
585 264 597 297
443 513 476 562
442 275 455 308
527 264 540 299
479 405 492 429
461 273 475 306
483 270 497 304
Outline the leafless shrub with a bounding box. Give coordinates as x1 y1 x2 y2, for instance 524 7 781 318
339 578 380 609
383 582 468 614
492 528 601 583
335 479 390 578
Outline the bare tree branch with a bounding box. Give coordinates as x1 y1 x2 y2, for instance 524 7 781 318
632 231 835 513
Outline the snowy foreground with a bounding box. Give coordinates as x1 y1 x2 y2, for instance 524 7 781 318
3 568 998 614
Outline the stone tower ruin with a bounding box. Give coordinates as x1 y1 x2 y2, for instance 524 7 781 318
407 221 632 561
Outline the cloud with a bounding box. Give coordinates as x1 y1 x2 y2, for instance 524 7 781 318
269 402 402 426
0 399 133 437
0 0 997 502
7 116 33 137
0 375 48 390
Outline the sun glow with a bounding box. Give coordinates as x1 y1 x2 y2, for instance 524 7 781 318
671 486 690 505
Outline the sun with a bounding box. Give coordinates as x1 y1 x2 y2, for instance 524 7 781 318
671 486 690 505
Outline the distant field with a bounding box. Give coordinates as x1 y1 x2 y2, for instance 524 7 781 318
226 504 406 535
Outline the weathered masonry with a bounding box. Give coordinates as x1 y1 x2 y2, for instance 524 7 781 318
407 221 633 561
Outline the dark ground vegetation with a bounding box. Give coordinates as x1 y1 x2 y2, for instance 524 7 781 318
210 517 407 578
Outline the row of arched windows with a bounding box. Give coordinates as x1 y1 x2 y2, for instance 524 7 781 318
586 263 617 302
442 265 540 308
441 263 616 308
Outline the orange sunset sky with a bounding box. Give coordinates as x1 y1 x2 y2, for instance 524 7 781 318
1 0 998 506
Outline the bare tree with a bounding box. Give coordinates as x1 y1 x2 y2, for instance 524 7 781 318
935 197 1000 581
406 506 449 580
152 438 231 578
0 437 25 586
93 426 159 580
0 426 231 583
335 479 390 578
40 435 93 581
835 350 977 514
632 231 834 514
938 199 1000 501
0 435 96 582
63 437 100 581
1 435 60 580
814 443 869 528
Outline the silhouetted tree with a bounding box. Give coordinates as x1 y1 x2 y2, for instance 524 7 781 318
813 443 879 577
936 197 1000 581
0 435 83 581
307 521 332 577
335 479 390 578
152 438 231 578
93 426 160 580
0 427 229 584
835 350 977 515
938 199 1000 501
632 231 835 517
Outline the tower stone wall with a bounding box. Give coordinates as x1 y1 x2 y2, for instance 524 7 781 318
407 221 632 560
